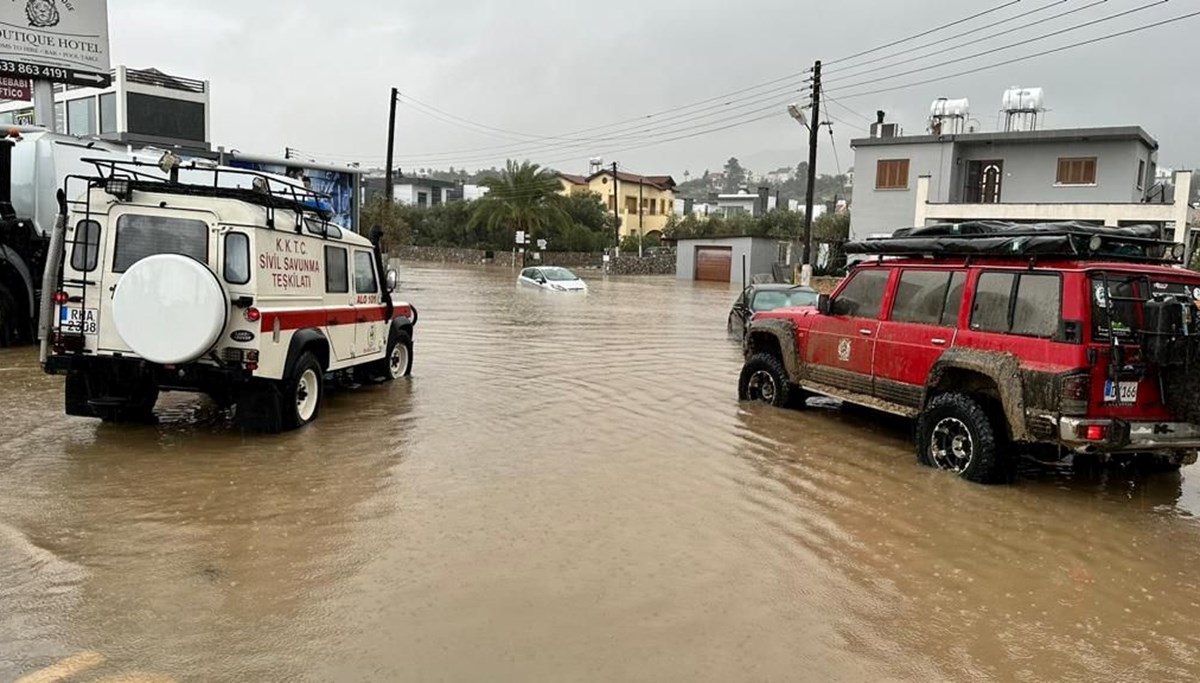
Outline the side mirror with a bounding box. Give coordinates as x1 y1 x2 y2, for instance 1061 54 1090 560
537 277 546 284
386 269 398 293
817 294 832 315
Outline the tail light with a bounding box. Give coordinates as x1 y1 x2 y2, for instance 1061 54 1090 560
1075 424 1109 442
244 307 261 323
1060 373 1091 416
51 291 69 305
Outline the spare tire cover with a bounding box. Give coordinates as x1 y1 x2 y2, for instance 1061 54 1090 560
113 254 228 364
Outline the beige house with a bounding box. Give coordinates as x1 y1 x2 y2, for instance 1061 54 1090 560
559 170 677 240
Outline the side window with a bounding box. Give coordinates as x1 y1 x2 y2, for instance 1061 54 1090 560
832 269 890 319
324 246 348 293
354 251 378 294
892 271 952 326
223 232 250 285
1012 274 1061 338
970 272 1062 338
892 270 968 327
70 219 101 272
971 272 1015 333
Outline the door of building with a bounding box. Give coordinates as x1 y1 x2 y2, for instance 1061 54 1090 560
965 160 1004 203
694 246 732 282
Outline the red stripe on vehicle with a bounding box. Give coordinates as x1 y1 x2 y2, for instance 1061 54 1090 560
260 305 412 332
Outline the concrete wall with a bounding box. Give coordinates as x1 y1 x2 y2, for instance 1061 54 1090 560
675 237 778 285
851 139 956 241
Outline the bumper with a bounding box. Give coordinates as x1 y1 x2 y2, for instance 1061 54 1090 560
1058 417 1200 453
44 353 253 390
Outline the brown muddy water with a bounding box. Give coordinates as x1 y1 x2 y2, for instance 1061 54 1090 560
2 264 1200 682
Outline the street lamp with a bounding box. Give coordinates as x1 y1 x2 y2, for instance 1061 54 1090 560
787 103 808 130
788 103 817 286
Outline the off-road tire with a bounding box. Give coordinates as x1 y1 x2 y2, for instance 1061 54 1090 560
916 393 1011 484
281 352 323 431
0 281 20 348
360 330 412 383
738 353 794 408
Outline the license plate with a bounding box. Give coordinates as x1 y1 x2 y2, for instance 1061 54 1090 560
1103 380 1138 404
60 307 98 335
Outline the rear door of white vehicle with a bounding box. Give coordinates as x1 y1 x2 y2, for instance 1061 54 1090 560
97 207 218 356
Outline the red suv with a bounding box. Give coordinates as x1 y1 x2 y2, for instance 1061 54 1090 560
738 222 1200 484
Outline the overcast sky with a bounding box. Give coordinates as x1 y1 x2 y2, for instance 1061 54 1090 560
111 0 1198 178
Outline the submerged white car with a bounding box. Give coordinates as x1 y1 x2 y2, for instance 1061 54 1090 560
518 267 588 292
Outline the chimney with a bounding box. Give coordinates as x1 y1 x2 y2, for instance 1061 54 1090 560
683 197 694 216
876 110 886 124
870 111 886 138
757 186 770 216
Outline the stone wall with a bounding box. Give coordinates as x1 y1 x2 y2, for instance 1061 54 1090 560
390 245 676 276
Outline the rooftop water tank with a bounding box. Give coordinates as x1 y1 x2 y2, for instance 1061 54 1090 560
930 98 970 118
1002 87 1044 113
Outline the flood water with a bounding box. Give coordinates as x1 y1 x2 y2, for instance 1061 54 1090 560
2 263 1200 682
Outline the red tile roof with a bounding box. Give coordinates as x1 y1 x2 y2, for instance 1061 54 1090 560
558 173 589 185
586 170 677 191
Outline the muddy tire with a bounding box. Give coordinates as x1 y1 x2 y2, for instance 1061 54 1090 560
916 393 1010 484
361 330 412 383
738 353 793 408
281 352 323 431
0 281 20 348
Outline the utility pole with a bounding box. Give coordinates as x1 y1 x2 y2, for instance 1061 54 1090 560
612 161 620 251
385 88 399 204
801 60 822 284
638 179 646 258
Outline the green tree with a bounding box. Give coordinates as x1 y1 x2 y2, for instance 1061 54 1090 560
469 160 571 245
362 197 411 250
722 157 747 193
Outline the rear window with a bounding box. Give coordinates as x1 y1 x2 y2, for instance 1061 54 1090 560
970 271 1062 338
113 214 208 273
70 219 101 272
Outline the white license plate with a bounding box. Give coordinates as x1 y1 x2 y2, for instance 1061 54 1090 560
60 307 98 335
1103 381 1138 403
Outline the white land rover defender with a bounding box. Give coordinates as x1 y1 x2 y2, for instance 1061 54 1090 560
40 158 417 432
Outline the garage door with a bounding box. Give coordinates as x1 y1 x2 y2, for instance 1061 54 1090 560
694 247 732 282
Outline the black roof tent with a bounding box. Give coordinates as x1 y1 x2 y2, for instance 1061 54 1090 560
845 221 1185 265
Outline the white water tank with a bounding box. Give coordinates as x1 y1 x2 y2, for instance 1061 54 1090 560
930 98 970 118
1002 87 1044 113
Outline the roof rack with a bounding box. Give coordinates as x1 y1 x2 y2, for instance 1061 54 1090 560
67 157 335 224
845 221 1186 265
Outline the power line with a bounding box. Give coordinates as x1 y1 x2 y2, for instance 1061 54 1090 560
829 7 1200 100
824 0 1171 93
822 0 1077 77
824 96 875 125
825 0 1115 84
824 0 1025 66
334 1 1032 166
821 87 843 177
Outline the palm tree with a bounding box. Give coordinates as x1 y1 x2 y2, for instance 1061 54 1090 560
469 160 570 244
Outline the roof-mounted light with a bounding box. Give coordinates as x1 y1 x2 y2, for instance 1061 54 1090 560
1088 235 1103 252
105 177 132 201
